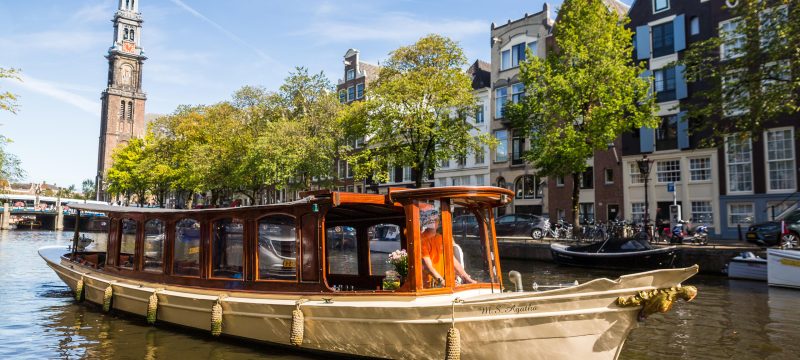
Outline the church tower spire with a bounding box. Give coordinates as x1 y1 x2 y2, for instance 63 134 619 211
96 0 147 201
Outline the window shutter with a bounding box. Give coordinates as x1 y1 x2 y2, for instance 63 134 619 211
677 111 690 149
636 25 650 59
675 64 687 99
640 127 655 153
674 15 686 52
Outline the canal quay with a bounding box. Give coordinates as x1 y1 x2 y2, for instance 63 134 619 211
1 230 798 359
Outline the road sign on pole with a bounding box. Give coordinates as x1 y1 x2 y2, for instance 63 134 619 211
667 182 674 192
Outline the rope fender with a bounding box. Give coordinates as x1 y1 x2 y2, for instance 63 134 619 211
75 276 84 302
102 283 115 312
445 298 464 360
210 295 227 336
147 289 162 325
290 299 308 346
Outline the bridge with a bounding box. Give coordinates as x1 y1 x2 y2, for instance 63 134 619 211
0 194 109 231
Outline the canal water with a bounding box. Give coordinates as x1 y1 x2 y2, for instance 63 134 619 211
1 230 798 359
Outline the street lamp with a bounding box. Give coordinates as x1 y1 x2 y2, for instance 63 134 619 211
636 155 654 238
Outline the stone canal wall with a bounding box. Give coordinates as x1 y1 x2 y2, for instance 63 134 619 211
495 239 762 275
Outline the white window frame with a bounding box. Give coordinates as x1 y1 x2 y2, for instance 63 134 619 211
653 0 670 14
764 127 796 193
495 87 508 118
656 160 681 183
346 69 355 81
689 157 712 182
719 17 744 60
355 83 365 99
727 202 754 228
631 203 646 224
474 145 485 165
691 201 713 224
629 162 645 184
494 130 508 162
760 6 788 48
725 135 753 194
475 104 485 124
604 168 614 184
402 166 412 182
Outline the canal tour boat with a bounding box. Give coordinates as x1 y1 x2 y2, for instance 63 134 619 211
39 187 698 359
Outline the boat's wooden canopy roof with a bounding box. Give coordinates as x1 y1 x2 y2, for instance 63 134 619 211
66 197 312 215
388 186 513 207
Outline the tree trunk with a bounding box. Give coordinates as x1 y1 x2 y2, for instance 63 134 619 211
571 173 581 236
414 162 425 189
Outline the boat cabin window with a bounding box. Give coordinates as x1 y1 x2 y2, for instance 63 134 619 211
174 218 201 277
368 223 401 275
143 219 165 273
211 218 245 279
420 201 446 289
326 225 358 275
119 218 137 269
451 204 492 285
257 215 297 281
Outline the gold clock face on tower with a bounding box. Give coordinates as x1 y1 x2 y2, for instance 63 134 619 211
122 41 135 53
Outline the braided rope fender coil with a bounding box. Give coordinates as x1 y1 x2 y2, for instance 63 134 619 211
211 297 224 336
290 299 308 346
146 290 160 325
102 285 113 312
75 276 84 302
445 298 464 360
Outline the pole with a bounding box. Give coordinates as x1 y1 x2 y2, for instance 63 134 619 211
71 210 81 259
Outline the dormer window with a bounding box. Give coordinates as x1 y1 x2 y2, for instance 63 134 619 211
346 69 355 81
653 0 669 13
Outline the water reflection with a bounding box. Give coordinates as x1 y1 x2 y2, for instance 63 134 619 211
1 231 798 359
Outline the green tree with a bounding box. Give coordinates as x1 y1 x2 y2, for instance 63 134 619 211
505 0 657 229
81 178 96 200
679 0 799 143
0 67 20 114
344 34 492 188
106 138 149 206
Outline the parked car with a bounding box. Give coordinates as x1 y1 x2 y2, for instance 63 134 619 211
494 214 549 239
452 215 479 236
746 209 800 248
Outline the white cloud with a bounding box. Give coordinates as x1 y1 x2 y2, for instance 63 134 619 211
70 2 114 24
0 30 108 53
14 74 97 114
168 0 282 67
297 12 486 43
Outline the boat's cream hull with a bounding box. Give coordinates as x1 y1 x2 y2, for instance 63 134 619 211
767 248 800 289
41 247 697 359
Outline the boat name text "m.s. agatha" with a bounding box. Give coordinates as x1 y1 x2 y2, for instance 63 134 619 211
480 303 537 315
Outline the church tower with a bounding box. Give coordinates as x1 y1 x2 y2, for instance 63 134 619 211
96 0 147 201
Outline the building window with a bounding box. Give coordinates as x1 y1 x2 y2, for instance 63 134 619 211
501 50 511 70
631 203 645 224
767 201 793 221
556 175 564 187
655 115 678 150
338 160 347 179
338 90 346 103
514 175 542 199
356 83 364 99
765 128 796 191
475 175 486 186
511 132 525 165
456 155 466 167
653 0 669 13
656 160 681 183
604 168 614 184
580 167 594 189
653 67 676 102
579 203 595 224
346 69 355 80
494 130 508 162
690 16 700 36
651 22 675 58
527 41 537 55
347 86 355 101
495 87 507 118
722 70 748 117
689 158 711 181
629 162 645 184
511 83 525 104
728 203 754 227
127 101 133 120
511 43 527 68
451 175 471 186
474 146 485 164
440 158 449 168
355 137 364 149
720 18 745 60
726 136 752 193
691 201 713 224
475 105 484 124
119 100 125 120
760 6 789 48
402 166 412 182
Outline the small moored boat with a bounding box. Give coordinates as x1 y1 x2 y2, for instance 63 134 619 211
727 252 767 281
41 187 697 359
550 237 679 270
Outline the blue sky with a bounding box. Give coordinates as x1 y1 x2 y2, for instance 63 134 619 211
0 0 629 189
